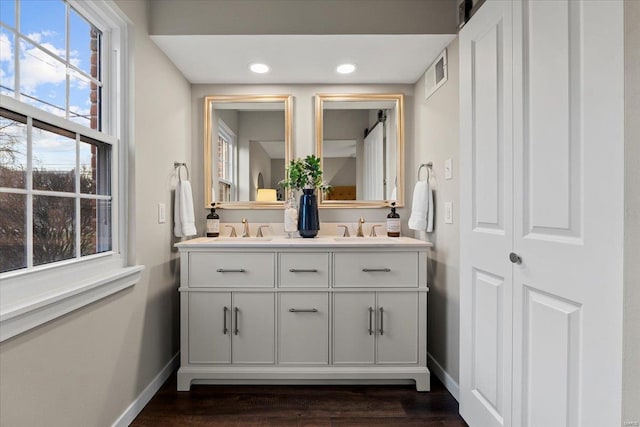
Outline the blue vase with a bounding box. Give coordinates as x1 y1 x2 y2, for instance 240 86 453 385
298 188 319 238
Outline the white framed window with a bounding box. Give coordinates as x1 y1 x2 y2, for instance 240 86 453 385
0 0 142 342
217 120 237 202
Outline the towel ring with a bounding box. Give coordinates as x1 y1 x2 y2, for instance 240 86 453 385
417 162 433 181
174 162 189 181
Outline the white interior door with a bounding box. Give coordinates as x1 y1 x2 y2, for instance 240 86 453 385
459 1 513 426
511 1 624 426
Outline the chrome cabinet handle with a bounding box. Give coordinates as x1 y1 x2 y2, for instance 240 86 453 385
509 252 522 264
289 308 318 313
223 306 229 335
216 268 246 273
234 307 239 335
368 307 374 335
362 268 391 272
379 307 384 335
289 268 318 273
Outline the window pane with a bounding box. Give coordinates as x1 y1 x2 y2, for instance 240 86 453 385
32 121 76 192
0 0 16 28
0 110 27 188
33 195 75 266
19 39 66 116
79 136 110 195
20 1 65 50
81 198 111 256
0 192 26 273
0 28 15 96
69 69 91 128
69 7 101 79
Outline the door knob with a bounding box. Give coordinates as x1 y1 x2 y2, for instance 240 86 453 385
509 252 522 264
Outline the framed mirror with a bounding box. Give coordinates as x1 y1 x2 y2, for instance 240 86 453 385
315 93 404 208
204 95 293 208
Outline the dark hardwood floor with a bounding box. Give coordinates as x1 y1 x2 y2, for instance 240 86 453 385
131 374 468 426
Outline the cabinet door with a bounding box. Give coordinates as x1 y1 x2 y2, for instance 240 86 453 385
278 293 329 364
376 293 418 364
333 293 375 364
188 292 231 364
232 293 275 364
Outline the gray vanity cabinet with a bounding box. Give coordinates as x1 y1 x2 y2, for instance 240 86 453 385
176 237 431 392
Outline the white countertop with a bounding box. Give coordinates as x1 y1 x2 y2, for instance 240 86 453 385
175 235 433 249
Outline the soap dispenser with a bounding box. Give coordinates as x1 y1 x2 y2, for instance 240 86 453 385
205 203 220 237
387 202 400 237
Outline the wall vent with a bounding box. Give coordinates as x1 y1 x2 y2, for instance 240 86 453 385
424 49 448 101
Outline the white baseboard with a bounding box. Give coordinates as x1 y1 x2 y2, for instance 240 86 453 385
112 352 179 427
427 352 459 401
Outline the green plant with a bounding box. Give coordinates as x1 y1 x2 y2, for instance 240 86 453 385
280 155 331 193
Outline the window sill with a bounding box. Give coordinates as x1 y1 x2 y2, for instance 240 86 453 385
0 265 144 342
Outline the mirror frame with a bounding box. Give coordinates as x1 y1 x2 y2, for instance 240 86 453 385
204 94 293 209
315 93 405 208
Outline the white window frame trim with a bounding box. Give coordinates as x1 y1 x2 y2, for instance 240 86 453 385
0 0 143 343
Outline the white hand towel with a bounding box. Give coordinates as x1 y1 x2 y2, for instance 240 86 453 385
408 180 432 231
426 183 434 233
174 180 197 237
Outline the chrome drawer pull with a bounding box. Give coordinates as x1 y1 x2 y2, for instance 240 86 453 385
368 307 374 335
234 307 239 335
216 268 246 273
289 308 318 313
362 268 391 272
223 306 229 335
289 268 318 273
379 307 384 335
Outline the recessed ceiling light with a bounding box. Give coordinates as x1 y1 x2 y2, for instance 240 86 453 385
336 63 356 74
250 63 270 74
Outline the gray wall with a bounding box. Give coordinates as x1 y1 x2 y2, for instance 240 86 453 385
413 38 460 387
623 0 640 423
149 0 457 35
0 1 192 425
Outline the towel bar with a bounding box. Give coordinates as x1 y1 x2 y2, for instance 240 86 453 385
417 162 433 181
174 162 189 181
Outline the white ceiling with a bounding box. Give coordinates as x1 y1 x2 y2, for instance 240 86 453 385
151 34 455 84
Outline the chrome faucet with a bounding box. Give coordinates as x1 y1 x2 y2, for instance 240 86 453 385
241 217 250 237
356 217 365 237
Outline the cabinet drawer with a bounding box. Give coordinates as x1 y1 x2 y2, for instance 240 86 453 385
189 252 275 287
279 253 329 287
278 293 329 364
334 252 418 287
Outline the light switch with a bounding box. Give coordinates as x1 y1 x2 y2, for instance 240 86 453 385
158 203 166 224
444 202 453 224
444 158 453 180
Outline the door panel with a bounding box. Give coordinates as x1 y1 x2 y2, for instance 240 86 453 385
472 269 504 415
460 1 513 426
522 0 581 239
188 292 231 364
231 293 275 364
376 292 418 364
333 293 376 364
522 288 581 427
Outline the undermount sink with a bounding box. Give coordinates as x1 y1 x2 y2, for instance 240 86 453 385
210 237 273 241
333 236 391 242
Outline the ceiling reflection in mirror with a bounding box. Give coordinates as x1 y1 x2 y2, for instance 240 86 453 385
204 95 293 208
316 94 404 208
